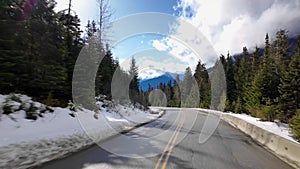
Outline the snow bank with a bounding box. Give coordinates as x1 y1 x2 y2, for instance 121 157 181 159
194 108 298 143
225 112 298 143
0 94 161 169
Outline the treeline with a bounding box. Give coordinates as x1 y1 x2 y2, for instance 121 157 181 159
0 0 83 106
221 30 300 140
0 0 141 107
143 63 211 108
147 30 299 122
221 30 299 124
145 30 300 140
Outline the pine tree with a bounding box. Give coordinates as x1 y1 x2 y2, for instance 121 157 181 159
244 72 263 116
273 30 290 74
96 44 115 97
279 36 300 122
26 0 69 102
251 46 262 75
233 47 251 113
224 52 236 111
210 60 227 110
184 83 199 108
171 75 181 107
85 20 98 40
0 0 74 105
164 80 172 106
73 25 103 109
57 11 83 100
129 57 140 104
0 0 27 93
244 34 280 120
111 67 131 104
182 67 199 108
290 110 300 141
181 67 194 107
194 60 210 108
258 34 280 103
243 47 262 115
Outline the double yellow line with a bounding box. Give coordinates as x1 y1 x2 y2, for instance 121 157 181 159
154 114 185 169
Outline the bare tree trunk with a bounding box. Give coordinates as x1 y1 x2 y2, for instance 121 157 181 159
97 0 112 43
99 0 103 41
67 0 72 50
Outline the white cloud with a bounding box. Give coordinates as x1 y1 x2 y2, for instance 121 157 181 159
137 59 187 79
152 40 169 51
152 0 300 69
151 21 218 68
119 57 188 79
174 0 300 56
151 36 201 71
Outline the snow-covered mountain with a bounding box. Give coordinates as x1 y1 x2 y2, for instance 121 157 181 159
139 72 184 91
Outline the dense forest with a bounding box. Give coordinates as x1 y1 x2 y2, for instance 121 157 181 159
1 0 83 105
0 0 299 140
0 0 141 108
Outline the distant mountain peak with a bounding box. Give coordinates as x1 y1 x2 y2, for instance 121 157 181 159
139 72 184 91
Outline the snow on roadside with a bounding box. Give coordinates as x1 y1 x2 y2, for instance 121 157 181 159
0 94 161 169
0 107 83 146
194 108 299 143
225 112 298 143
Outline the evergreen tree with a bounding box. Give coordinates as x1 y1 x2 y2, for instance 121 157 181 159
257 33 280 103
244 71 263 116
244 34 280 120
184 83 199 108
279 36 300 122
181 67 199 108
96 44 115 97
210 60 227 110
224 52 236 111
233 47 251 113
129 57 140 103
57 11 83 100
170 75 181 107
243 47 262 115
181 67 193 106
273 29 290 74
290 110 300 141
85 20 97 40
251 46 262 75
111 67 131 104
0 0 70 104
0 0 26 93
164 80 172 106
194 60 210 108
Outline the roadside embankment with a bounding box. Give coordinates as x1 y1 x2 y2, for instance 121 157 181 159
221 113 300 169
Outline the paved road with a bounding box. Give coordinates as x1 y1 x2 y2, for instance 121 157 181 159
35 108 294 169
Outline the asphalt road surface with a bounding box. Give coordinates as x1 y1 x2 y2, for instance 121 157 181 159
35 108 294 169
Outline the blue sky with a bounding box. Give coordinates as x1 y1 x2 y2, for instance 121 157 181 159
106 0 191 79
109 0 180 19
55 0 195 79
55 0 179 23
55 0 300 79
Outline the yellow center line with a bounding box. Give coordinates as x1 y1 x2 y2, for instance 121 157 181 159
161 115 185 169
154 115 184 169
154 117 183 169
